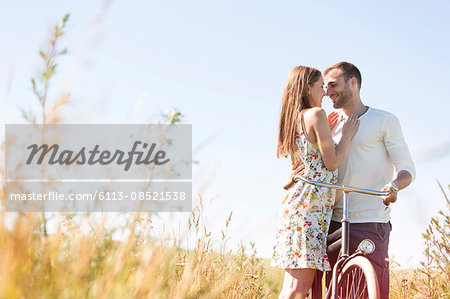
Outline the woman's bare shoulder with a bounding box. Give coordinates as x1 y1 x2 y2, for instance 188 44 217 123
303 107 327 121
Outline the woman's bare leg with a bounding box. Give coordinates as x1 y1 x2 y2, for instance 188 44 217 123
279 268 316 299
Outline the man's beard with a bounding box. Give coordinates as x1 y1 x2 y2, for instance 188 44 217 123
333 84 352 109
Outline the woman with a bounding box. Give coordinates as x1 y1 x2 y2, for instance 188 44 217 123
271 66 359 299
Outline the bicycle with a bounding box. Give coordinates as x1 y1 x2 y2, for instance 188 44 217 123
293 175 390 299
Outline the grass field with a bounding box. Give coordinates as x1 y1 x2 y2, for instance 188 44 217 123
0 193 447 298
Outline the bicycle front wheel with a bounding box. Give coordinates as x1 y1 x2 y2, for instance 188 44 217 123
336 256 380 299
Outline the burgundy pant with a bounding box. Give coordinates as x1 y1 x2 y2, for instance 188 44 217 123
326 220 392 299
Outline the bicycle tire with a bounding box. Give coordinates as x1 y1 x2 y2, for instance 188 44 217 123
335 256 380 299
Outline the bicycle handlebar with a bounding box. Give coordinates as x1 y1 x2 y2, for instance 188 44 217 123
293 175 389 197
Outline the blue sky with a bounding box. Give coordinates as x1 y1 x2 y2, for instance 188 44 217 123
1 0 449 267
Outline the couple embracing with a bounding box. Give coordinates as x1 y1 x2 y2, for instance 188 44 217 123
271 62 416 299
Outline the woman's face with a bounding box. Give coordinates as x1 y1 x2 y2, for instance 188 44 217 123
309 76 326 107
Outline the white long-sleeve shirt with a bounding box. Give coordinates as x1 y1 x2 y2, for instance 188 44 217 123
331 107 416 223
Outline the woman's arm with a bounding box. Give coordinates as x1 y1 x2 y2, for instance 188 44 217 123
304 108 359 172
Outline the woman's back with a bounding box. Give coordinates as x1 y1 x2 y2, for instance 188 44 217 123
294 113 337 185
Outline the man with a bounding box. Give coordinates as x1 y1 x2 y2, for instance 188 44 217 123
291 62 415 298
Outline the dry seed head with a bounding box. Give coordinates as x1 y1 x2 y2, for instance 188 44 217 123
226 211 233 227
199 194 203 209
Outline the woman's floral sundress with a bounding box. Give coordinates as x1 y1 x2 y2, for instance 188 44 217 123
271 118 338 271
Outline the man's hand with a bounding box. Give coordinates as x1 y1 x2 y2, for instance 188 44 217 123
382 184 398 206
328 111 339 130
290 160 305 180
382 171 413 206
283 161 305 190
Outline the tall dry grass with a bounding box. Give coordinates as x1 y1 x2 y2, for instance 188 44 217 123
0 198 275 298
0 14 276 299
389 181 450 299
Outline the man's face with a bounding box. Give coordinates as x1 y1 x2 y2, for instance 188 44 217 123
325 69 353 109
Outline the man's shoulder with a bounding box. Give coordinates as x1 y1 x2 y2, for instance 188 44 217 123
368 107 396 119
367 107 403 132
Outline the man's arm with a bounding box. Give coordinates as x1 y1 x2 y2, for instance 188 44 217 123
381 114 416 204
283 161 305 190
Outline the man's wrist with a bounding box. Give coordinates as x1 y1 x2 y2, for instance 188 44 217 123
386 181 399 193
283 177 297 190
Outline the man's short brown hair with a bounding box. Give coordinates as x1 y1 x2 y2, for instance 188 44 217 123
324 62 362 89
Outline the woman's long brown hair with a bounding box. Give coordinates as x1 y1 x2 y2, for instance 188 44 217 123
277 66 321 161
